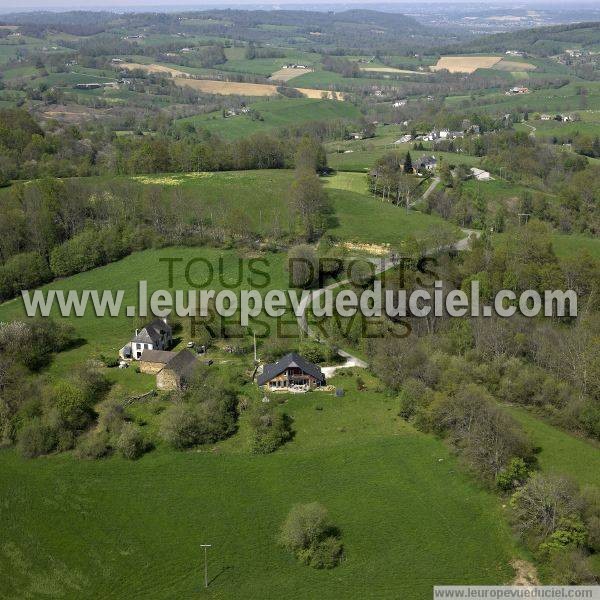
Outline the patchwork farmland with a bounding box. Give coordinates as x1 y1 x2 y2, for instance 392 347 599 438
0 6 599 598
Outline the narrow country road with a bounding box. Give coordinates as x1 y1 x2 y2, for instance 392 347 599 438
420 176 440 202
296 228 480 371
523 122 536 137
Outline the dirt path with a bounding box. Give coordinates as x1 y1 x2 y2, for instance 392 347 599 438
420 176 440 202
297 229 480 371
523 122 537 137
511 559 540 586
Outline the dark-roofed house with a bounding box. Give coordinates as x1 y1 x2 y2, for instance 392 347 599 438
139 349 178 375
257 353 326 391
128 317 172 360
156 349 198 391
414 155 437 173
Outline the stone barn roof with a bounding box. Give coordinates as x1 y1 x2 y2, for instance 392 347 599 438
139 349 177 364
163 349 198 375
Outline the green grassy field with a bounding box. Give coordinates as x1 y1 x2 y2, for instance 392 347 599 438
325 173 460 245
506 406 600 488
178 97 362 140
492 231 600 260
515 118 600 140
0 169 453 247
0 376 518 598
550 233 600 259
462 178 551 206
444 82 600 115
287 69 420 91
219 49 319 77
65 170 292 238
0 246 288 392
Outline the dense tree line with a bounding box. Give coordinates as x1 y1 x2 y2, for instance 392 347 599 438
421 130 599 235
0 108 354 185
322 56 360 79
0 128 332 300
360 222 600 442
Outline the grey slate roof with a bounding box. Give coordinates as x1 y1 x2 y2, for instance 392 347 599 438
147 318 172 335
257 353 325 386
132 318 171 345
415 155 437 169
139 349 178 364
133 327 161 345
163 349 198 376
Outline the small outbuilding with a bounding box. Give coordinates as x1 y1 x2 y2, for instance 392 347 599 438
139 349 178 375
156 349 198 391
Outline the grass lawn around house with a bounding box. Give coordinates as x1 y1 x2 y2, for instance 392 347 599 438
0 374 518 599
0 247 290 392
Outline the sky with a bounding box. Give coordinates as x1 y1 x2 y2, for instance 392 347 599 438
0 0 591 8
1 0 598 13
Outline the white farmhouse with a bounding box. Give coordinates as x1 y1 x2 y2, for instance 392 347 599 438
121 318 173 360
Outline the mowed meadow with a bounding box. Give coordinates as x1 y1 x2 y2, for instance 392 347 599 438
0 247 289 390
177 97 362 140
0 169 457 385
0 166 502 598
0 377 517 599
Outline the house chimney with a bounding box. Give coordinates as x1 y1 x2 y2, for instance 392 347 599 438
135 329 138 336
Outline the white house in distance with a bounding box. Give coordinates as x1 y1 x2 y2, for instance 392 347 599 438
470 167 493 181
120 317 173 360
394 134 413 144
414 155 437 173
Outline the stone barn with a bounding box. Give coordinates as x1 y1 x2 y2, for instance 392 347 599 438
139 349 177 375
156 349 198 391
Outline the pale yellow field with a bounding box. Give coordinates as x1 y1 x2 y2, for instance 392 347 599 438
118 62 342 99
269 67 312 82
297 87 342 100
174 78 278 95
173 77 343 100
492 59 537 72
120 62 191 78
431 56 502 74
360 67 427 75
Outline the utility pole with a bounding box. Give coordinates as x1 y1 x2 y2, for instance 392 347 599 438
200 544 211 589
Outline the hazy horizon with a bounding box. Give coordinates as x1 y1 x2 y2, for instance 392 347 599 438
2 0 600 12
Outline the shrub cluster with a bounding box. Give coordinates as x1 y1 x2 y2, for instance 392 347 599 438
510 474 600 584
250 405 293 454
159 368 238 450
279 502 343 569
